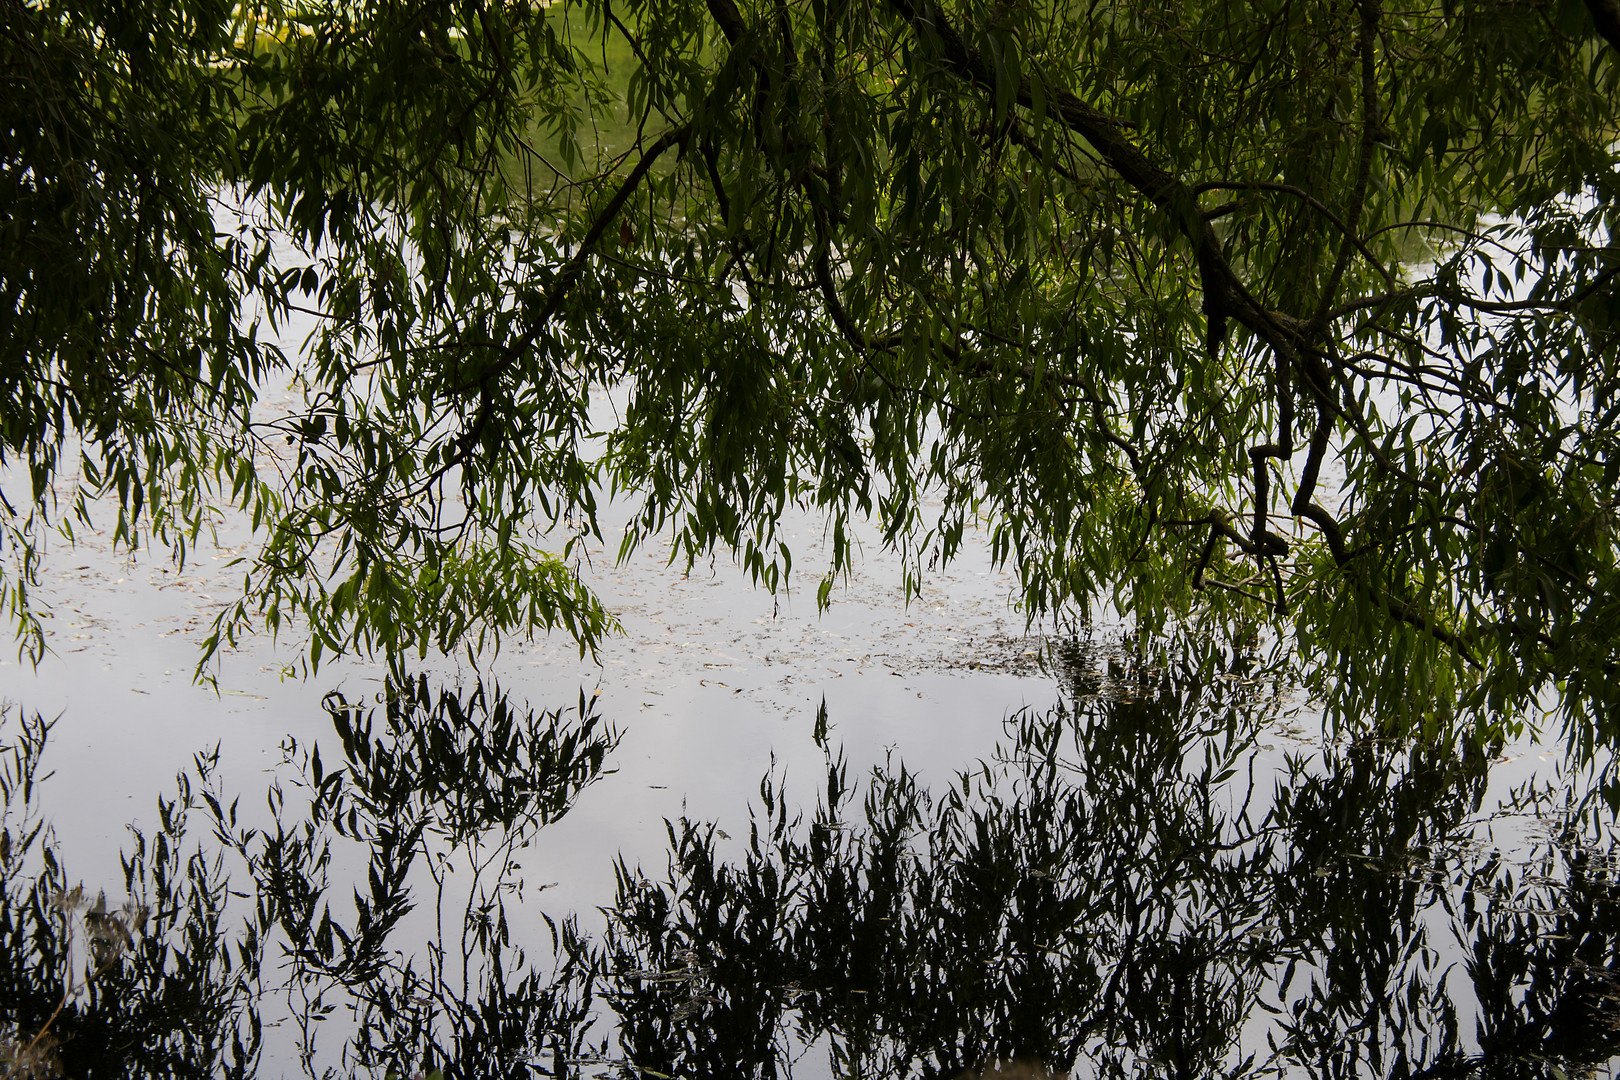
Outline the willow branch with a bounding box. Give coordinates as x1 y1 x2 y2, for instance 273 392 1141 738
1311 0 1382 333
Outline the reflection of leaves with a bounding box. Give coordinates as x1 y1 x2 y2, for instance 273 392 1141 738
604 632 1620 1080
235 674 617 1078
13 645 1620 1080
1 678 618 1080
0 708 260 1080
246 675 616 989
320 674 617 847
605 632 1291 1079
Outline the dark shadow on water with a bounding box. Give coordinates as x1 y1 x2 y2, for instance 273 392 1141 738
1 635 1619 1078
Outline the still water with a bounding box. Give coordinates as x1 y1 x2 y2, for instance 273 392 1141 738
2 474 1619 1078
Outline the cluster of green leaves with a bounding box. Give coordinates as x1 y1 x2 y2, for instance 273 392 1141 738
2 0 619 674
1 0 278 661
589 0 1620 744
7 0 1620 739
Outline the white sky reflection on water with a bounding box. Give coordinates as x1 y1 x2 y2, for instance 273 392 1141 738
0 404 1070 917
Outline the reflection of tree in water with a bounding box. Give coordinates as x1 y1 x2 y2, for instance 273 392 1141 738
0 677 615 1080
0 711 260 1079
604 633 1620 1080
3 644 1620 1078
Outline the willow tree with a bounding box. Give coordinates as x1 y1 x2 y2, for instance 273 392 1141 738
5 0 1619 741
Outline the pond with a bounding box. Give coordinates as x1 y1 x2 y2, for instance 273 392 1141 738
2 457 1619 1080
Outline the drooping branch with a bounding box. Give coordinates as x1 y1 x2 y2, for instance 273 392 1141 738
1311 0 1382 334
884 0 1298 361
429 123 692 485
1189 180 1397 293
705 0 749 43
503 123 694 364
1290 409 1335 516
1294 500 1481 667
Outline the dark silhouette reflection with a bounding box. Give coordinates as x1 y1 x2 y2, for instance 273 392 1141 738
270 676 616 1079
5 642 1620 1079
0 710 260 1080
0 676 616 1080
602 634 1620 1080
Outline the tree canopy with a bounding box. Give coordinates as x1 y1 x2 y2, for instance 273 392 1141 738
5 0 1620 742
